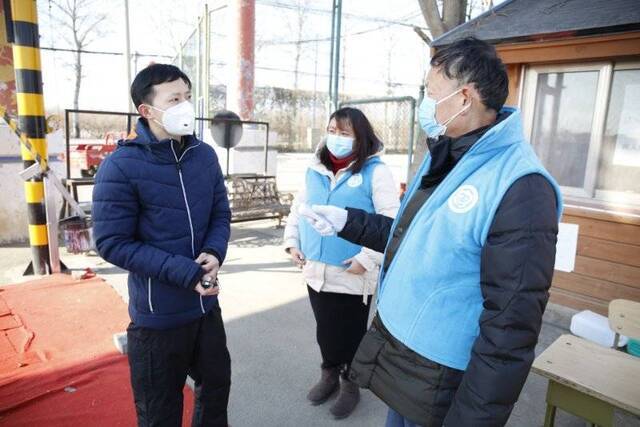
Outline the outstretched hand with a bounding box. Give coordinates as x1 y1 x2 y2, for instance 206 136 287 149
298 203 348 236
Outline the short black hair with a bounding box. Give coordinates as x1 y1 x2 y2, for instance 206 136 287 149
318 107 383 174
130 63 192 108
431 37 508 112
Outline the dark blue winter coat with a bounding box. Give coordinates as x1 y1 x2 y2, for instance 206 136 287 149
92 119 231 329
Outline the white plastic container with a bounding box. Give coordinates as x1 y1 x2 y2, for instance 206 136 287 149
570 310 628 348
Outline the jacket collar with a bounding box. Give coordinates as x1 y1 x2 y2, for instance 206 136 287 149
118 118 201 163
119 118 199 149
465 107 524 157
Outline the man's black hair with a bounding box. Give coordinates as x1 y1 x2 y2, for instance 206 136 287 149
130 63 192 108
431 37 508 112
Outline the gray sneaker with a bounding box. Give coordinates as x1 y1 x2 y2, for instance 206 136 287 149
307 367 340 405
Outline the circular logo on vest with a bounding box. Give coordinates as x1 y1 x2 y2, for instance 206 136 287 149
448 185 479 214
347 173 363 187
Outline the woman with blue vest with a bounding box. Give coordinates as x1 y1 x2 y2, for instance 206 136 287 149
284 107 399 419
301 38 563 426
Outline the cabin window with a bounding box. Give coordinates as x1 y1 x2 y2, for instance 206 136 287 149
522 62 640 207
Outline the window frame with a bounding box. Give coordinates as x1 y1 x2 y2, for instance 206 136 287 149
595 61 640 207
522 62 613 199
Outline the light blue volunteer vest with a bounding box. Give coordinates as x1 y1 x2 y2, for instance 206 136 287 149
377 108 563 371
300 157 382 267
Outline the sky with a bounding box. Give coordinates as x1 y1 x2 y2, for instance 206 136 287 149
36 0 497 114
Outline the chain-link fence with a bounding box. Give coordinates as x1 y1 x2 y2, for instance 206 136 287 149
339 96 420 183
167 3 428 153
340 96 417 154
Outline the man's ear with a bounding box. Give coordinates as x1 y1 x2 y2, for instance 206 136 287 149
461 86 471 105
460 85 479 112
137 103 153 119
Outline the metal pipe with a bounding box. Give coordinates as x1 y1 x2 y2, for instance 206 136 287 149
124 0 133 112
264 123 269 175
204 3 210 117
340 96 417 106
332 0 342 110
224 122 231 176
407 98 416 182
234 0 255 120
65 110 71 178
328 0 336 106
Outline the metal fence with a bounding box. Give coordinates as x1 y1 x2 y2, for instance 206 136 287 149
63 109 273 180
168 4 427 153
339 96 417 180
173 6 210 120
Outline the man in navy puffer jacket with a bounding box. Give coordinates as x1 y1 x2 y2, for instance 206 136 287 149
93 64 231 427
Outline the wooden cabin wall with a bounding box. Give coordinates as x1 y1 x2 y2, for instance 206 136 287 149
504 64 522 107
552 208 640 315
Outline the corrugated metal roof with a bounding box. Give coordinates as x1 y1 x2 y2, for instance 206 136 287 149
431 0 640 47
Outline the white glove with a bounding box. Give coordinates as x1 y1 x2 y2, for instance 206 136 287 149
311 204 348 236
299 203 336 236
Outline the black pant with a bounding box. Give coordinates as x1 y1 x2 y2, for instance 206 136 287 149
307 285 371 370
127 306 231 427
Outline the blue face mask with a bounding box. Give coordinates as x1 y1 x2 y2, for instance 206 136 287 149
418 88 470 138
326 134 355 158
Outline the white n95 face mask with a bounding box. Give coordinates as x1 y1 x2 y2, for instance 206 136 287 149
149 101 195 136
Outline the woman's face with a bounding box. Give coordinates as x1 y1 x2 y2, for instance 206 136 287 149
327 118 355 139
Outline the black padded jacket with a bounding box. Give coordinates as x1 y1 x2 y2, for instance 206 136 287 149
340 152 558 426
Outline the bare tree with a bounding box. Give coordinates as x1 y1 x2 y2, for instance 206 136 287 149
418 0 468 40
291 0 311 91
148 0 198 60
466 0 495 20
50 0 108 137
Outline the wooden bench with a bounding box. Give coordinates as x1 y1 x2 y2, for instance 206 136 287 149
226 174 293 226
532 299 640 427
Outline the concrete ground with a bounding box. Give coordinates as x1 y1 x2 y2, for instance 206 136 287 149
4 221 639 427
1 154 637 426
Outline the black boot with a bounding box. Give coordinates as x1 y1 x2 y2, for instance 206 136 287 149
307 366 339 405
329 367 360 419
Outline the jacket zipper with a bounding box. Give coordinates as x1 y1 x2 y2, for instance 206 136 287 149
171 142 206 314
148 277 154 313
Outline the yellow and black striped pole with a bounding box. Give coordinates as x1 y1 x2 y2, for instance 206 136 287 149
8 0 50 275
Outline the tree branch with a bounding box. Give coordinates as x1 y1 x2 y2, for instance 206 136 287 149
442 0 467 30
77 14 107 46
413 26 432 46
417 0 446 38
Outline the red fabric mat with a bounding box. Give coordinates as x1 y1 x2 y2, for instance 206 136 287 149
0 274 194 426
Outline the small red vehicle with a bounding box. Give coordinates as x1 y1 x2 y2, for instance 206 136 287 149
70 132 124 177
